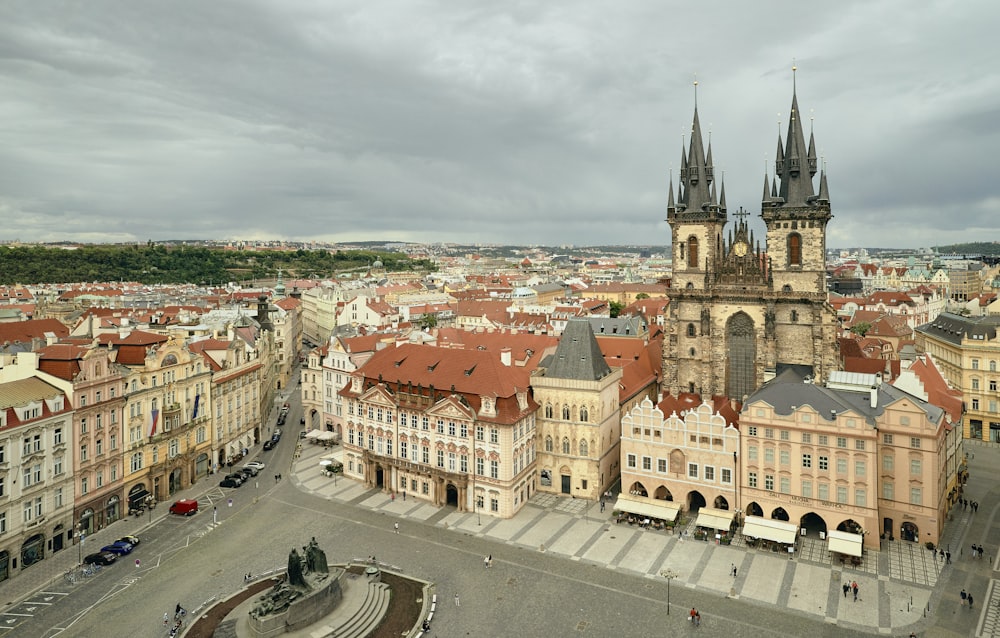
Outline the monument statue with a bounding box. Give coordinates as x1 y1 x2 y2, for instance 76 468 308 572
287 548 307 588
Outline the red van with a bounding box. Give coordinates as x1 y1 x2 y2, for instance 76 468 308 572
169 499 199 516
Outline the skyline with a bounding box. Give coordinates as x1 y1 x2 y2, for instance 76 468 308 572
1 1 997 248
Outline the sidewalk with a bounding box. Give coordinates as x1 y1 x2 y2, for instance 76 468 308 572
287 440 975 635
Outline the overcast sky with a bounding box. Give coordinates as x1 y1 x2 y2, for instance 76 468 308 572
1 1 997 250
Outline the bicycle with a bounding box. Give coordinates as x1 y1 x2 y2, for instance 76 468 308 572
82 564 102 577
64 569 79 585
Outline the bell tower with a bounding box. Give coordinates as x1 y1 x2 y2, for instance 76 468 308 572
666 83 727 291
761 67 832 296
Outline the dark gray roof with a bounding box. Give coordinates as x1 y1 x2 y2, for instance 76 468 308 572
587 316 646 337
543 319 612 381
916 312 999 345
747 371 944 426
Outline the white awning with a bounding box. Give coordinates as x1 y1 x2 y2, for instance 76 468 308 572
613 495 681 522
305 430 322 439
827 530 863 557
318 431 338 441
696 507 735 531
741 516 798 544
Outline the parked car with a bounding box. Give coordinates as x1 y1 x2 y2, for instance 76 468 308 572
224 473 245 486
169 499 199 516
276 415 286 426
240 466 259 478
263 439 277 451
100 541 134 556
220 477 241 488
245 461 265 472
84 551 118 566
116 535 140 546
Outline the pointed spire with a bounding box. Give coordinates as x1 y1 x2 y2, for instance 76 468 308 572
776 65 816 206
771 176 779 198
762 173 772 203
719 178 727 210
807 129 818 175
775 136 784 175
667 172 676 209
705 143 714 184
710 180 718 206
818 169 830 203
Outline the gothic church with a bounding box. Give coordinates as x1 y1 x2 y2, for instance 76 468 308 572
664 78 840 402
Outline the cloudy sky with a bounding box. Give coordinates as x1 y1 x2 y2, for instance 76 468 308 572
1 1 997 249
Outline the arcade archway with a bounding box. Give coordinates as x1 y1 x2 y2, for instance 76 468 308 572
687 491 706 512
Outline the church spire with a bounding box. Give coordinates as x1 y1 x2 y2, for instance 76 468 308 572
775 66 817 206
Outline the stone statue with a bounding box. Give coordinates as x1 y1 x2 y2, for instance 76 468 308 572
304 537 329 574
287 549 307 588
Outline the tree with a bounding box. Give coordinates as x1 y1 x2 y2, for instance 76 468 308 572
609 301 624 318
849 322 871 337
419 314 438 329
635 293 650 300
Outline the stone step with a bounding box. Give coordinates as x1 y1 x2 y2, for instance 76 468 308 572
333 581 391 638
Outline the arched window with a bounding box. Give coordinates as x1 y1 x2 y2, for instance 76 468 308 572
544 404 553 419
788 233 802 266
689 348 696 357
790 310 798 322
991 360 997 372
562 406 570 420
687 323 696 337
687 236 699 268
562 438 570 454
782 284 792 292
579 439 588 457
545 436 553 452
579 406 589 422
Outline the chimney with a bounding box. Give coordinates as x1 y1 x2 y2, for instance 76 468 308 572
869 386 878 409
500 347 512 367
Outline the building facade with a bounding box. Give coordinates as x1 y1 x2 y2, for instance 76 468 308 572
340 343 538 518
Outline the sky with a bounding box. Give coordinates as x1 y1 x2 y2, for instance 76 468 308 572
1 1 997 250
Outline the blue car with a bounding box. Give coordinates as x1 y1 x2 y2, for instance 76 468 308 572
100 541 134 556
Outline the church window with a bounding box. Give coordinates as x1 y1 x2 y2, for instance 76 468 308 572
579 439 588 456
544 404 553 418
687 236 699 268
726 313 756 400
687 323 696 337
788 233 802 266
562 406 571 420
580 406 588 422
686 283 694 289
545 436 553 452
562 438 570 454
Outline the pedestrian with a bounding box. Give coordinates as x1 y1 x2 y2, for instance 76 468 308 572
939 549 944 561
485 555 490 568
971 543 977 558
135 558 141 569
278 473 282 482
454 593 460 607
979 545 984 559
600 500 605 513
961 589 967 606
946 551 951 564
403 491 406 501
391 492 395 502
968 593 974 609
164 612 170 626
689 608 697 623
488 554 492 568
852 581 858 602
731 564 737 577
394 522 399 534
974 501 979 513
694 611 701 627
843 583 849 598
275 474 279 484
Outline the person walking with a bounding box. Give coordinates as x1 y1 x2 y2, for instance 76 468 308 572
852 581 859 602
968 593 974 609
454 593 460 607
961 589 967 606
842 583 850 598
394 522 399 534
946 550 951 564
164 612 170 626
484 555 490 569
487 554 492 568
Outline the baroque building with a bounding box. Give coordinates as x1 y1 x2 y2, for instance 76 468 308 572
664 79 839 402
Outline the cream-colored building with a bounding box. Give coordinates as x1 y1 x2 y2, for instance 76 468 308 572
915 312 1000 441
532 319 622 500
0 358 75 584
619 398 738 526
340 342 537 519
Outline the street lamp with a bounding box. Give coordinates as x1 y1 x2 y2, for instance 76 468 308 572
660 568 678 615
76 524 85 565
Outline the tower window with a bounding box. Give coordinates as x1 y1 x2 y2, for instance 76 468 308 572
788 233 802 266
687 236 699 268
687 323 696 337
689 348 696 357
791 310 798 322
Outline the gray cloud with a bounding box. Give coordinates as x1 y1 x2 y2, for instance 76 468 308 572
1 0 996 249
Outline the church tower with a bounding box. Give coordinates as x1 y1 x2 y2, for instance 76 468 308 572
666 89 727 292
663 72 839 403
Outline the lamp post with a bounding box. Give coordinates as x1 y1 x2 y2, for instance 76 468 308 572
660 568 678 615
76 524 84 565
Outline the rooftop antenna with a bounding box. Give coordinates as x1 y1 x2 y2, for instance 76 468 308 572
693 73 698 107
792 59 797 93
